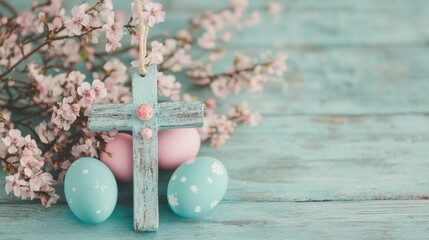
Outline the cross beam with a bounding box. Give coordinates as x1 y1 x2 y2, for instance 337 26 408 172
88 65 204 231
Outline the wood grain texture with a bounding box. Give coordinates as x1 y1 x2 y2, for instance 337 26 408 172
1 201 429 240
157 102 204 130
3 0 429 239
89 104 134 131
132 66 159 231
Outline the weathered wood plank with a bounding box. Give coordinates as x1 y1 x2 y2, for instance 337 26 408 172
9 0 429 48
1 200 429 239
88 104 134 131
131 66 159 231
157 102 204 130
3 114 429 204
180 47 429 115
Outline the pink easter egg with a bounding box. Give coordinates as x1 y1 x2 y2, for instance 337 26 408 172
158 128 201 170
100 132 133 182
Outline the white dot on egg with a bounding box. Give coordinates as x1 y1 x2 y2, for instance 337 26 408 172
190 185 198 193
104 204 109 210
172 175 177 180
72 187 76 192
207 177 213 184
82 169 89 175
194 206 201 213
210 200 218 209
96 209 101 214
180 176 187 183
69 198 73 204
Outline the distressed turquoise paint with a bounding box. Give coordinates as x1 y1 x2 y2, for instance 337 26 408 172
2 0 429 239
88 66 204 231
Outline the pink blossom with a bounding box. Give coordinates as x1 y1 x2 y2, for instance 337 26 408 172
198 114 235 148
29 172 56 193
23 135 42 155
77 82 95 106
64 4 90 36
267 53 288 76
211 133 230 148
163 39 178 55
77 79 107 107
197 32 216 49
42 0 63 17
0 111 12 133
211 78 229 99
51 97 80 131
41 192 59 208
20 148 44 177
62 41 81 66
162 48 192 72
35 121 56 144
228 102 261 126
101 0 113 10
64 71 86 97
2 129 25 154
5 174 27 198
92 79 107 99
204 98 217 115
15 11 35 35
157 72 181 101
71 137 99 158
102 12 124 52
143 2 166 27
102 59 126 80
147 41 164 64
176 30 192 49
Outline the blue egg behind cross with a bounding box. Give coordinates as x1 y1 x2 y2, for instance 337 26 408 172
65 157 118 224
167 156 228 218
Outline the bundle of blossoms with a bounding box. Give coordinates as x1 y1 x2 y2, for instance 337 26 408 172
0 0 287 207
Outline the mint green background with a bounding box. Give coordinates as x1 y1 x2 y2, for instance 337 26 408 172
1 0 429 239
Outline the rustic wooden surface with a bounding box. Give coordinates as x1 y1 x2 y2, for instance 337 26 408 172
1 0 429 239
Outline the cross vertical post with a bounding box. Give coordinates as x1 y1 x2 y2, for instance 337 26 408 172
88 65 204 231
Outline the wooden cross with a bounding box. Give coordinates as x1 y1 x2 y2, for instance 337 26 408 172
88 65 204 231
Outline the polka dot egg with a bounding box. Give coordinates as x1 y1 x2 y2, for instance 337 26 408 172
167 156 228 218
65 157 118 224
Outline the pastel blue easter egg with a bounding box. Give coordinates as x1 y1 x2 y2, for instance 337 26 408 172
167 156 228 218
64 157 118 224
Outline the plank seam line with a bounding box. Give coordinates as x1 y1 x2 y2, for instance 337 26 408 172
1 198 428 206
262 112 429 117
